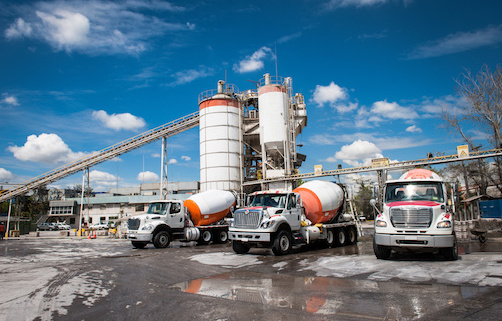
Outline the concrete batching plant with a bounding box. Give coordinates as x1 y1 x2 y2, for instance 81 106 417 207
198 74 307 195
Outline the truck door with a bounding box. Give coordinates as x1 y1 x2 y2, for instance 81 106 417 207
285 194 301 230
166 202 184 229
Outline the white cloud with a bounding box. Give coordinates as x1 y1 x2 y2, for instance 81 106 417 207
137 171 159 182
371 100 419 120
2 94 19 106
312 82 348 106
90 170 117 183
324 0 388 10
5 18 32 39
406 125 422 133
0 168 14 181
311 81 357 113
326 140 383 166
168 66 214 86
36 9 90 52
7 133 86 164
92 110 146 131
168 158 177 164
181 155 191 161
233 46 273 73
5 0 193 55
408 25 502 59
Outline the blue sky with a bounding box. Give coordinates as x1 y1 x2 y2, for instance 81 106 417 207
1 0 501 192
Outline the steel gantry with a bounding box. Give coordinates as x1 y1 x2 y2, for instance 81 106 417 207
242 148 502 186
0 112 199 203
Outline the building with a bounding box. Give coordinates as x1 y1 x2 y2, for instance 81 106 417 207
46 181 199 229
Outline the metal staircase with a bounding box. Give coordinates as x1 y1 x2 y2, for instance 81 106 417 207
0 111 199 203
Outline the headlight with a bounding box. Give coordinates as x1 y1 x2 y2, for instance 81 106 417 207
437 221 451 228
375 220 387 227
141 224 154 231
261 220 275 229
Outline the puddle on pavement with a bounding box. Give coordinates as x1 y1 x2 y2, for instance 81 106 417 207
170 271 488 320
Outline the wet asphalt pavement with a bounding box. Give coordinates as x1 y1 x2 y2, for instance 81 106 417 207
0 234 501 321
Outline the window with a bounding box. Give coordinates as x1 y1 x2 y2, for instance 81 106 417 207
135 204 144 212
100 205 106 210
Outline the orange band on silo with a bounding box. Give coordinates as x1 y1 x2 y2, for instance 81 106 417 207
199 99 240 110
258 85 286 95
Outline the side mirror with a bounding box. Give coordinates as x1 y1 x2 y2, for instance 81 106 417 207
369 199 377 206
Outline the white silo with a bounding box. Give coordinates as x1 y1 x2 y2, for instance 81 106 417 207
257 74 292 181
199 81 242 192
258 73 289 152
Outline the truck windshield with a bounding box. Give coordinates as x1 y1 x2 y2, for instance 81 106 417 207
249 194 287 208
147 202 170 215
385 182 444 203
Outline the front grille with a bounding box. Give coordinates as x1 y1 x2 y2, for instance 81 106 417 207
234 210 262 228
390 207 432 228
128 218 140 230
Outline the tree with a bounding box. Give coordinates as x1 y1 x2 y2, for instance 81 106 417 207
354 180 374 219
441 64 502 196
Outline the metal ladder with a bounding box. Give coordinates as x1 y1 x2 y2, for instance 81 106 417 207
347 199 364 237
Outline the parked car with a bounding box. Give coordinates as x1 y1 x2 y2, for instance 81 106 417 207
37 223 56 231
55 222 71 230
358 215 366 222
90 222 109 230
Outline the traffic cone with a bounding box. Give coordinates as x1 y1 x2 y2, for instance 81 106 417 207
93 231 97 239
88 231 91 239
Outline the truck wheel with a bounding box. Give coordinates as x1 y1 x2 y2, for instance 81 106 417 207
272 230 292 256
334 228 347 247
441 235 459 261
324 229 335 248
214 230 228 244
373 238 391 259
232 241 250 254
132 241 147 249
346 226 358 245
153 231 171 248
197 230 213 245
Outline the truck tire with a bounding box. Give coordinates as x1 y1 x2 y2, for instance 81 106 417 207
346 226 358 245
272 230 292 256
232 241 250 254
334 228 347 247
132 241 147 249
324 229 335 248
153 231 171 248
214 230 228 244
197 230 213 245
373 238 391 259
441 234 459 261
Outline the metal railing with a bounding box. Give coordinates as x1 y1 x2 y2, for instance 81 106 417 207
243 148 502 186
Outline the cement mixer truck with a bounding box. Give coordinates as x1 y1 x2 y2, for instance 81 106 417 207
228 180 358 255
127 190 235 249
372 168 458 260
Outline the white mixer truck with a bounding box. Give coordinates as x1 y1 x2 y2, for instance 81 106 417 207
372 168 458 260
127 190 235 248
228 180 358 255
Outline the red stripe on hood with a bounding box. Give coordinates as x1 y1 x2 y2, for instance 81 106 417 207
387 201 440 207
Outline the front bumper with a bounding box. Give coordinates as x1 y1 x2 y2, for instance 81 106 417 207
228 229 271 242
375 233 454 248
127 231 152 242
